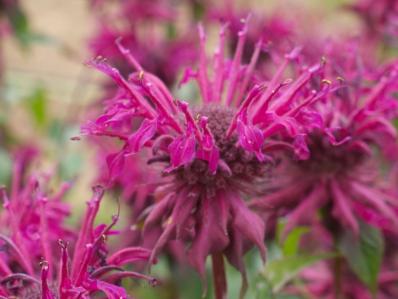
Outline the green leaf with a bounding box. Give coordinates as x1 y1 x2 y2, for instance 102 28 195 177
192 1 205 20
25 87 47 128
254 277 273 299
263 252 336 293
6 4 30 47
339 222 384 294
282 227 309 257
0 149 12 185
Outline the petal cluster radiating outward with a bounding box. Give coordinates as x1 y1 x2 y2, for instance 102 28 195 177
0 153 156 298
82 17 333 294
251 40 398 237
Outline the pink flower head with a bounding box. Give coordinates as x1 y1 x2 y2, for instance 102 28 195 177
89 0 198 87
288 261 375 299
348 0 398 46
209 1 294 62
286 256 398 299
252 42 398 237
82 18 330 293
0 148 73 276
92 136 158 216
0 155 157 298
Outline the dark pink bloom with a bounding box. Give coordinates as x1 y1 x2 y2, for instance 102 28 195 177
0 153 157 298
82 20 329 294
89 0 198 88
251 42 398 237
92 136 158 215
0 148 73 270
285 258 398 299
348 0 398 46
209 1 294 62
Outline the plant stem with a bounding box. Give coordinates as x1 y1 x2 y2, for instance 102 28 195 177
333 255 344 299
212 253 227 299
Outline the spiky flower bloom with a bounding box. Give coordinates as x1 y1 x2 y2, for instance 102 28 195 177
208 0 294 62
93 137 158 216
285 257 398 299
251 42 398 237
89 0 198 88
82 18 330 296
348 0 398 47
0 148 73 284
0 154 156 298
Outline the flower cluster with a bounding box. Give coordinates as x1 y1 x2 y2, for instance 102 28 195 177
82 14 336 295
252 41 398 237
4 0 398 298
348 0 398 46
89 0 198 88
0 151 156 298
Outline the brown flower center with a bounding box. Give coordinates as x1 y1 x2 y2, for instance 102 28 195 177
295 133 365 175
173 105 270 197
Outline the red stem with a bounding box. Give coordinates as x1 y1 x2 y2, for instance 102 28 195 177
212 253 227 299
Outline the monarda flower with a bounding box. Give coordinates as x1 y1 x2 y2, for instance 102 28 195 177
285 258 398 299
251 45 398 237
348 0 398 47
89 0 198 88
0 157 157 298
0 148 73 282
208 0 294 63
82 19 330 297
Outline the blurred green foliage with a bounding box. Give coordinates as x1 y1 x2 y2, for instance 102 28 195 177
339 222 384 295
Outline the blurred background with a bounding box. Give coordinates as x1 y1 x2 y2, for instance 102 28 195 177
0 0 360 214
0 1 370 298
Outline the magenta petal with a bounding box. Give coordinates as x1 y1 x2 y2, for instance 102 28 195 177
224 226 248 298
189 197 229 278
330 180 359 236
106 151 126 182
128 118 158 153
293 134 310 160
86 279 128 299
283 185 325 236
107 247 152 266
86 58 125 87
350 182 398 227
41 263 55 299
165 134 196 172
143 194 175 232
230 195 266 261
325 128 351 146
236 119 264 161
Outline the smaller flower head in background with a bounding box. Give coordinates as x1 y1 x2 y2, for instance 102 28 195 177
0 151 157 298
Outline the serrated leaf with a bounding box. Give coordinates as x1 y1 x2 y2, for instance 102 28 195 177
282 227 309 257
339 222 384 294
263 252 336 293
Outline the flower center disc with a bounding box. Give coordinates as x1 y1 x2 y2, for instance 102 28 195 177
174 105 270 197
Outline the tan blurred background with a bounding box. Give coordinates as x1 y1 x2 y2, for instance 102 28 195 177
3 0 357 108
